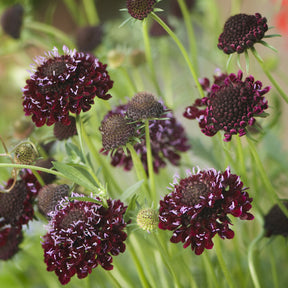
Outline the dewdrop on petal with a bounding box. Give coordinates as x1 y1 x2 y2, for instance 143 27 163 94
137 208 158 232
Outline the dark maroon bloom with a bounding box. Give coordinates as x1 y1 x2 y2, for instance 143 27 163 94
23 46 113 127
0 225 23 260
42 193 127 285
264 201 288 237
53 115 77 140
183 70 270 141
101 104 190 174
218 13 268 54
0 170 41 228
1 4 23 39
127 0 156 20
76 25 103 52
158 167 254 255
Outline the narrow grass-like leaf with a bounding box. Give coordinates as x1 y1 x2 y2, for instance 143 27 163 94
121 180 144 201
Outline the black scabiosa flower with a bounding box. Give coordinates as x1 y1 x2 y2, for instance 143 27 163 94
126 92 164 121
264 201 288 237
159 167 254 255
53 116 77 140
127 0 156 20
22 46 113 127
218 13 268 54
183 70 270 142
37 184 69 219
0 225 23 260
100 114 137 150
0 4 23 39
76 25 103 52
0 170 41 228
42 193 127 285
101 104 190 173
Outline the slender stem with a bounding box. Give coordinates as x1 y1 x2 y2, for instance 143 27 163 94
247 138 288 218
177 0 199 74
251 47 288 104
126 143 150 198
248 229 265 288
127 235 151 288
24 21 75 48
145 120 156 204
151 12 205 99
0 163 64 178
119 66 138 94
83 0 100 25
142 19 162 96
202 252 220 288
214 236 236 288
235 136 247 183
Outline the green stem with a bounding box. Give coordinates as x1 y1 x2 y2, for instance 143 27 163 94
119 66 138 94
126 143 150 198
235 136 247 183
251 47 288 104
24 21 74 48
214 236 236 288
151 12 205 99
202 252 220 288
142 19 162 96
145 120 156 204
83 0 100 25
177 0 199 74
248 228 265 288
0 163 64 178
247 138 288 218
127 234 151 288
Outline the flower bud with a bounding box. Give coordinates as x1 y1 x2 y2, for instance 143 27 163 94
137 208 158 232
14 143 38 165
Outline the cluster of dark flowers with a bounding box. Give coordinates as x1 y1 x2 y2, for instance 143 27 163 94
1 0 287 286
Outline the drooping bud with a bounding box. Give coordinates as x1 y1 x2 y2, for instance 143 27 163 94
14 143 38 165
137 208 158 232
53 116 77 141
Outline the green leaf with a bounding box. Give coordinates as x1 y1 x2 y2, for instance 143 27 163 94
121 180 144 202
52 161 98 192
69 196 103 205
65 142 85 163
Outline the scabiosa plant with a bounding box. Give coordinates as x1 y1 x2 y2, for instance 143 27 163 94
183 70 270 141
0 4 23 39
127 0 156 20
42 193 128 285
101 104 190 173
159 167 254 255
0 170 41 228
53 115 77 140
218 13 268 54
0 225 23 260
99 113 137 150
264 201 288 237
137 208 158 232
126 91 164 121
22 46 113 127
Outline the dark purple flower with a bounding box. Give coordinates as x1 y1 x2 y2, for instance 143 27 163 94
264 201 288 237
101 104 190 174
53 115 77 140
183 70 270 141
0 170 41 228
23 46 113 127
218 13 268 54
127 0 156 20
76 25 103 52
159 167 254 255
42 193 127 285
0 225 23 260
0 4 23 39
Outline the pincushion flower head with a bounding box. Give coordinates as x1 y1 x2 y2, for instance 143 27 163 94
126 0 156 20
183 70 270 142
218 13 268 54
0 169 41 228
42 193 128 285
159 167 254 255
22 46 113 127
101 104 190 173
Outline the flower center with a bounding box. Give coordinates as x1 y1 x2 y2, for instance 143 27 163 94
208 84 252 129
60 208 86 229
181 182 209 206
41 59 67 78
